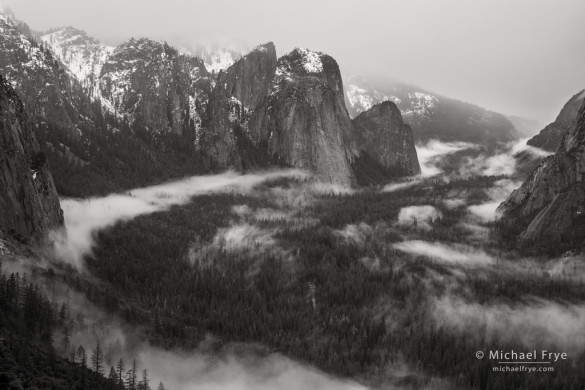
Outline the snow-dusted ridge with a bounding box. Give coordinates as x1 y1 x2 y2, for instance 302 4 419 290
295 47 324 73
40 27 114 86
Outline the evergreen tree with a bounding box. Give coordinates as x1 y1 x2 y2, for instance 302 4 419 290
117 358 126 387
126 359 137 390
91 339 104 374
77 345 87 367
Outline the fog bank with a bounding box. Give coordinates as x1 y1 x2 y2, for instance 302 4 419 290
50 170 305 269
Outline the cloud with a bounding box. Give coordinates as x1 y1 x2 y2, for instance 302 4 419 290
393 240 495 266
396 205 441 230
2 253 365 390
443 198 466 209
467 178 521 222
49 170 305 269
382 180 420 193
232 205 289 222
433 297 585 353
137 346 367 390
416 140 476 176
383 140 474 192
210 224 276 252
458 138 551 178
335 223 373 245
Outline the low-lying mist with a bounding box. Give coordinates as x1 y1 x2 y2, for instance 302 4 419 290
138 347 366 390
383 139 475 192
3 252 366 390
393 240 495 267
416 140 477 177
49 170 306 269
433 296 585 353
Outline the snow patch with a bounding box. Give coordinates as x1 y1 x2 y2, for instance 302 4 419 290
296 48 323 73
345 83 399 115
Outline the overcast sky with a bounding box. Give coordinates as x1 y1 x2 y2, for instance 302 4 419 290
4 0 585 123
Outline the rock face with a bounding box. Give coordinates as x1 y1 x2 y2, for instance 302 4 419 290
5 6 420 189
351 101 420 176
344 74 519 144
201 43 277 168
100 38 211 139
41 26 114 94
1 12 215 197
249 48 356 186
527 90 585 152
497 99 585 252
0 13 96 143
0 75 63 241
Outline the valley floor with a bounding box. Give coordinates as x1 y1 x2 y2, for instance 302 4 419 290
2 143 585 390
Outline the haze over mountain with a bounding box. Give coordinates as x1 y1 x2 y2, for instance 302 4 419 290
3 0 585 124
344 74 519 144
0 8 424 197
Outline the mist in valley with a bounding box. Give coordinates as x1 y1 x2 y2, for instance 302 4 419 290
49 170 306 269
2 136 584 390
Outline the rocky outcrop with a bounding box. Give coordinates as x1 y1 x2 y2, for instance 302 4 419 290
248 48 356 186
351 101 420 177
6 6 420 188
0 74 63 242
0 13 95 143
527 90 585 152
41 26 114 93
200 43 277 168
100 38 211 139
497 99 585 252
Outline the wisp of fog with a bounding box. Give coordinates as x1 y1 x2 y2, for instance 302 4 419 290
393 240 495 267
50 170 305 269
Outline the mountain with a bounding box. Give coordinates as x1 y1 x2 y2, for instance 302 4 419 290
99 37 211 141
40 28 214 136
0 12 99 143
344 74 519 144
1 13 213 197
351 101 420 179
497 98 585 254
201 43 277 168
40 26 113 96
527 89 585 152
249 48 356 186
0 74 63 242
6 9 420 188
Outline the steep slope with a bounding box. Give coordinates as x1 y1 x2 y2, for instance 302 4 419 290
100 38 211 140
12 10 419 187
527 89 585 152
1 14 213 197
249 48 356 186
200 43 277 168
344 74 519 144
0 74 63 242
40 26 113 96
497 99 585 253
0 12 98 143
351 101 420 178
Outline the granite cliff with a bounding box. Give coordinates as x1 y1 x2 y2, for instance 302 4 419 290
527 90 585 152
0 74 63 242
498 98 585 253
